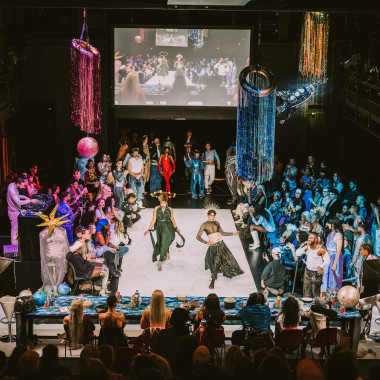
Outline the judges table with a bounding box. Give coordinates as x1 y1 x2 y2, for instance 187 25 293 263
16 295 362 351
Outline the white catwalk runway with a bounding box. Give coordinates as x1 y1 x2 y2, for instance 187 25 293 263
145 71 195 87
119 208 256 297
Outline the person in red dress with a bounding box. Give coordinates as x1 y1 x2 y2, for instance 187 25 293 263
159 147 175 196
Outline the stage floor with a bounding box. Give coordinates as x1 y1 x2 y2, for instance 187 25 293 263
119 208 256 297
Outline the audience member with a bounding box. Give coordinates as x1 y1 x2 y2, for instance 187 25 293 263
150 354 173 380
38 344 71 380
222 345 247 377
18 350 40 380
99 345 122 380
157 307 190 365
1 345 27 379
192 346 210 368
297 358 324 380
79 357 110 380
324 349 360 380
259 354 292 380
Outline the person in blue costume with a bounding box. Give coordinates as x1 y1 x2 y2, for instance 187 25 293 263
56 191 82 244
321 218 344 291
301 168 314 211
184 148 207 199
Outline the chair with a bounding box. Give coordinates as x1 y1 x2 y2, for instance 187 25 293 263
308 327 338 359
141 327 161 352
98 326 128 348
198 327 226 367
277 329 304 359
64 325 96 365
69 262 100 295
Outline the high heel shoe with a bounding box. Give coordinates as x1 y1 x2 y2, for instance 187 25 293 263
158 261 162 271
209 279 215 289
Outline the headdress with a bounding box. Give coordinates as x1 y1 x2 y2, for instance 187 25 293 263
150 190 176 200
203 202 220 214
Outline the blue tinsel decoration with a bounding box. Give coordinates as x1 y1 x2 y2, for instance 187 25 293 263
236 65 276 184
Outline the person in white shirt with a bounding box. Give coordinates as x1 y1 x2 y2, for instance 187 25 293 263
203 143 220 194
7 178 38 244
127 148 145 208
296 232 330 298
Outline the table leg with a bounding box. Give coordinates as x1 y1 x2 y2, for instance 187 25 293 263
349 318 361 352
15 314 26 346
27 317 34 349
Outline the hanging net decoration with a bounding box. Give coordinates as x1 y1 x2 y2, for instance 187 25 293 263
299 12 329 83
71 9 102 134
236 65 276 184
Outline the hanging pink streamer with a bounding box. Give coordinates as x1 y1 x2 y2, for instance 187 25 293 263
70 39 102 134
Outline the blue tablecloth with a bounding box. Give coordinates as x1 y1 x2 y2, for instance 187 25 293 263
27 296 362 320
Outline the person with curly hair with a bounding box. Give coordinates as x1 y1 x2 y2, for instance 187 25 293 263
275 296 300 342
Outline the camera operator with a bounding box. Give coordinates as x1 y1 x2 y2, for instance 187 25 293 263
121 193 141 233
261 250 286 296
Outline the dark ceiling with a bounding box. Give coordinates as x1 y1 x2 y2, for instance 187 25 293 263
0 0 380 12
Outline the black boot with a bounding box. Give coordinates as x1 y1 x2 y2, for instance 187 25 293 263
209 279 215 289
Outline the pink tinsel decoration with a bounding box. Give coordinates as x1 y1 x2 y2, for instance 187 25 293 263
70 39 101 134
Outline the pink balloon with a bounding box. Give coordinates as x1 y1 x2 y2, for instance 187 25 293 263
134 35 142 43
77 137 99 158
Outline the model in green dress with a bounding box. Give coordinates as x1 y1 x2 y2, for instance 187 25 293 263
144 194 185 271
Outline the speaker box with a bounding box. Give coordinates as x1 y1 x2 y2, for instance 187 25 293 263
0 257 16 296
14 261 42 294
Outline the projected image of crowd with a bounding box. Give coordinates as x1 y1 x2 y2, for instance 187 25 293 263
114 53 244 106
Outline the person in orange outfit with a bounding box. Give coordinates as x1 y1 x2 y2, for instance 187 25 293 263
159 147 175 196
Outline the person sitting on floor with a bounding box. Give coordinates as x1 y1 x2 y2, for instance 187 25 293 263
261 250 286 296
63 298 95 349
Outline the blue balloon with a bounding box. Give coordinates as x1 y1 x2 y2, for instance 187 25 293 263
58 283 70 296
33 290 46 306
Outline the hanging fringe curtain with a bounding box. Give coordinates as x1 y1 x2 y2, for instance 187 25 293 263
139 28 147 42
236 65 276 184
70 8 102 134
299 12 329 83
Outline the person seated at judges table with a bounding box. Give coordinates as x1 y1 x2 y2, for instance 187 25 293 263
121 193 141 230
275 296 301 344
98 295 128 348
63 298 95 349
195 293 226 331
140 290 172 329
67 227 109 295
232 292 272 346
261 250 286 296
